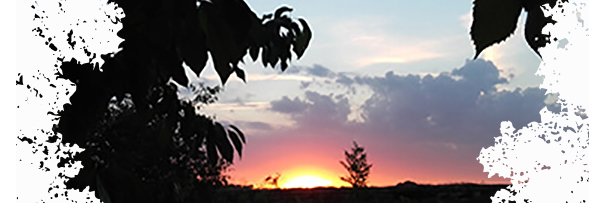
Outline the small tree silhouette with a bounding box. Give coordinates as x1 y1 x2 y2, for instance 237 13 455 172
264 172 281 188
340 141 373 188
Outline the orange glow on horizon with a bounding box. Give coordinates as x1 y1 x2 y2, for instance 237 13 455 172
227 147 512 188
248 166 351 189
281 175 333 188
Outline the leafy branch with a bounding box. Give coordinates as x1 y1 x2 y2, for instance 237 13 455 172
471 0 568 59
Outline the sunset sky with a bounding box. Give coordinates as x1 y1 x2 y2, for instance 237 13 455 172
178 1 557 187
10 0 594 203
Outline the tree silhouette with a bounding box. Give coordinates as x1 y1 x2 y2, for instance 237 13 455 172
264 172 282 188
470 0 568 59
195 148 234 187
96 84 235 189
35 0 312 202
340 141 373 188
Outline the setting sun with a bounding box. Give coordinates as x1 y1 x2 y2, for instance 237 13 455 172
282 175 333 189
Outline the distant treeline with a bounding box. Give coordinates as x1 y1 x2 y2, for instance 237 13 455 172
209 183 510 203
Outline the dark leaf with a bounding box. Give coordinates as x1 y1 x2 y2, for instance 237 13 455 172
281 60 288 71
206 135 218 165
268 45 278 68
234 66 246 83
524 5 556 58
274 6 293 19
293 18 312 59
170 65 189 86
261 13 273 22
180 9 208 75
229 125 245 143
261 46 269 67
214 123 234 163
290 22 302 37
227 129 243 158
249 46 260 61
214 60 233 84
199 0 261 84
470 0 522 59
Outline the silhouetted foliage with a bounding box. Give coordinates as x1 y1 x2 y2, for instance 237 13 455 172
207 184 509 203
340 141 373 188
264 172 282 188
470 0 568 59
44 0 312 202
196 150 234 187
98 87 233 188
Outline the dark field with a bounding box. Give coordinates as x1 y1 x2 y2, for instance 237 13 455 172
210 183 509 203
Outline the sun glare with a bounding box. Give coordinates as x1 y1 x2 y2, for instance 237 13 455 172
282 175 333 189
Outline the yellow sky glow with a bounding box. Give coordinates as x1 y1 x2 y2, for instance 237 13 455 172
281 175 333 189
258 166 351 189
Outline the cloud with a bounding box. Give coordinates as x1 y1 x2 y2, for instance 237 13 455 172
281 64 355 90
268 59 554 147
355 59 552 145
206 101 270 111
305 64 336 78
237 59 554 185
299 81 311 89
219 93 256 105
351 36 445 67
200 73 314 83
270 96 310 114
335 74 354 86
326 17 448 68
283 64 337 78
236 121 274 131
269 91 352 128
